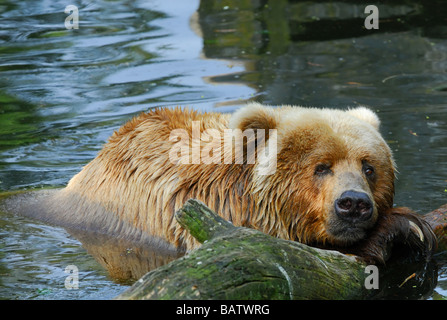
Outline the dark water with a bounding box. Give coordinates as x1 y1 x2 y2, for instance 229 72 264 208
0 0 446 299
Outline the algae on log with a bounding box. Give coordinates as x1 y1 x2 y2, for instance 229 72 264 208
116 199 369 300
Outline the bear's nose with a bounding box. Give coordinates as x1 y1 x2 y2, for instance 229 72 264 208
335 190 373 222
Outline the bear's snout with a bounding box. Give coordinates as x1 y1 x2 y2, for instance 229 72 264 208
335 190 373 223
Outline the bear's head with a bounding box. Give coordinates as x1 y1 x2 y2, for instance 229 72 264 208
229 103 395 247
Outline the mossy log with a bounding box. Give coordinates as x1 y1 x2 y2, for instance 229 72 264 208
116 199 370 300
116 200 447 300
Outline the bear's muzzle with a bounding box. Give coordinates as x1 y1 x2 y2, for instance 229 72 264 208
335 190 373 223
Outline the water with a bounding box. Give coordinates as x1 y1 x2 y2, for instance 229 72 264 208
0 0 446 299
0 211 125 299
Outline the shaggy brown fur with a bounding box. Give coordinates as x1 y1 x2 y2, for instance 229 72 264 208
21 104 436 264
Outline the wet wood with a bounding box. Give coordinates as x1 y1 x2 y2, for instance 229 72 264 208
117 200 447 300
116 199 369 300
423 204 447 252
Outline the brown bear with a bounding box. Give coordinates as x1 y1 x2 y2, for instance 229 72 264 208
13 103 436 264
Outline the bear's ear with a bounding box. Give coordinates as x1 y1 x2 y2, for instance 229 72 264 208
229 103 278 132
347 106 380 130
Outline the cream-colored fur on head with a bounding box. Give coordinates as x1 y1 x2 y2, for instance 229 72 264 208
346 106 380 130
228 102 278 131
230 103 380 132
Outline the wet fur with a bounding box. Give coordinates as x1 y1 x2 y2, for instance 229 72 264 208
4 105 437 264
334 207 437 264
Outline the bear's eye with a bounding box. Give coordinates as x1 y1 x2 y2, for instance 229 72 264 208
363 164 375 178
314 164 332 176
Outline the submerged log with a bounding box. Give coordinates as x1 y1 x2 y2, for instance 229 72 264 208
116 199 370 300
424 204 447 252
